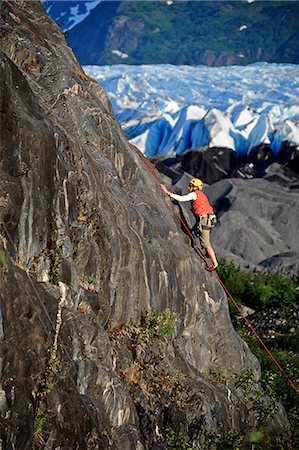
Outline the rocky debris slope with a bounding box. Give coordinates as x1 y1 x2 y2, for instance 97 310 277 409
206 176 299 275
0 2 285 449
244 303 299 343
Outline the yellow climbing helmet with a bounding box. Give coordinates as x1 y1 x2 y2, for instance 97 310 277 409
189 178 203 190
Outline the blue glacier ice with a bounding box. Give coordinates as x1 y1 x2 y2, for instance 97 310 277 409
84 63 299 157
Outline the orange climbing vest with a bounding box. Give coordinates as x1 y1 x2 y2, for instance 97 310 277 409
191 190 214 217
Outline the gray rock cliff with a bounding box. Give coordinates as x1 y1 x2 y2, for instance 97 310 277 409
0 2 285 449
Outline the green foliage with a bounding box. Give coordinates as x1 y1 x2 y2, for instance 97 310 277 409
141 308 178 340
36 375 55 398
63 29 71 39
100 1 298 65
206 370 276 448
205 427 244 450
48 356 62 373
238 330 299 444
34 403 46 434
219 259 299 449
235 369 278 427
165 426 192 450
31 352 64 446
32 402 47 448
79 273 96 285
246 430 265 444
49 244 63 284
0 249 6 266
205 369 282 449
205 363 232 384
217 259 299 311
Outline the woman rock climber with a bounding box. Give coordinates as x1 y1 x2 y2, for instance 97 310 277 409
161 178 218 271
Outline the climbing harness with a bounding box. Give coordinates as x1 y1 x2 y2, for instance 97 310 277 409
195 213 218 232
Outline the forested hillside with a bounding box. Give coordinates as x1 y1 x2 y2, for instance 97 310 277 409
45 0 299 66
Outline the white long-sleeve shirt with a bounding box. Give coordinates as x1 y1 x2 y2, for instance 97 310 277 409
170 192 197 202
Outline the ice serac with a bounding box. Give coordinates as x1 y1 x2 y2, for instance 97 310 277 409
84 63 299 158
0 1 285 448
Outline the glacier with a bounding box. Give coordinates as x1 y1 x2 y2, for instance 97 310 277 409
84 63 299 157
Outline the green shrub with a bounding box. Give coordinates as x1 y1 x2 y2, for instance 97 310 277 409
218 259 299 449
235 369 278 427
141 308 178 340
206 363 232 384
218 259 299 311
49 245 63 284
205 428 244 450
32 402 47 447
0 249 6 266
165 426 192 450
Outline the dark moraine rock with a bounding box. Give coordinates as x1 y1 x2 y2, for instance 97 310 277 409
177 147 239 185
205 178 299 275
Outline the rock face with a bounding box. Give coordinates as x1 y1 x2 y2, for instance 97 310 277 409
0 2 285 449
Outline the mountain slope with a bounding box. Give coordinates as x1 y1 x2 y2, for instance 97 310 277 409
44 0 299 66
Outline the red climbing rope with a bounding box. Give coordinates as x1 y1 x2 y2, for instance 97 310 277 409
129 143 299 396
216 275 299 395
2 0 46 48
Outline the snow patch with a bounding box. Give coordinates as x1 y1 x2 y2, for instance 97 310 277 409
43 0 103 31
112 49 128 59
